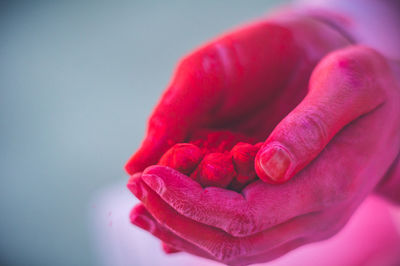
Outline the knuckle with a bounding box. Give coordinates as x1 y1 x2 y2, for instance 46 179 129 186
314 46 388 100
295 109 329 152
209 239 247 263
226 209 257 237
209 239 234 261
326 46 377 74
168 197 205 221
327 52 367 92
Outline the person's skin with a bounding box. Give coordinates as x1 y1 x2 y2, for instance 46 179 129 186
125 2 400 265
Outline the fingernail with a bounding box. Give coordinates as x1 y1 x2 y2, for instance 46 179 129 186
258 145 292 183
131 214 155 233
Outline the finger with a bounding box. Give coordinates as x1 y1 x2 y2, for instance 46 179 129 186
255 46 388 184
189 129 254 153
231 142 259 184
125 21 302 175
158 143 203 176
134 202 312 266
140 165 253 236
161 242 180 254
133 202 317 266
140 165 321 237
132 168 369 264
127 172 143 196
130 203 214 260
190 152 237 188
131 175 328 263
135 202 306 266
130 205 182 256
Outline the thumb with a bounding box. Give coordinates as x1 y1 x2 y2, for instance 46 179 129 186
255 46 389 184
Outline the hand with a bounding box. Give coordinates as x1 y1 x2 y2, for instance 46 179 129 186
128 45 399 265
126 12 400 265
125 14 350 175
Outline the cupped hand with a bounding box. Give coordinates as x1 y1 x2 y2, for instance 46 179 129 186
125 14 400 266
125 15 350 175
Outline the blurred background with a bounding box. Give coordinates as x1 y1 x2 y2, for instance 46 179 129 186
0 1 288 265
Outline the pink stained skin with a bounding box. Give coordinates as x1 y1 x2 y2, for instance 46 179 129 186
231 142 259 184
158 143 203 176
189 129 255 154
125 8 400 266
228 142 261 191
191 152 237 188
